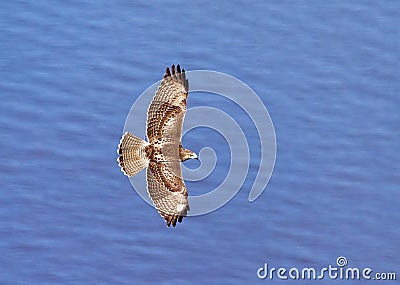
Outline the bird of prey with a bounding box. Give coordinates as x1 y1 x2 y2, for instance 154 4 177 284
117 64 197 227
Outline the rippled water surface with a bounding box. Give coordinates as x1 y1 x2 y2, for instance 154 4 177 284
1 1 399 284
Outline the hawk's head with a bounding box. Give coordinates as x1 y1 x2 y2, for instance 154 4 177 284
180 147 198 162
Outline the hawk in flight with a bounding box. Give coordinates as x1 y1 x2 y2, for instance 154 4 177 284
117 64 197 227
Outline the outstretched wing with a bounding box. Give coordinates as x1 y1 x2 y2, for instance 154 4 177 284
146 64 189 147
145 64 190 227
146 161 189 227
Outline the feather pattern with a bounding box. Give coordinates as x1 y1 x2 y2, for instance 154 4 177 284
118 64 192 227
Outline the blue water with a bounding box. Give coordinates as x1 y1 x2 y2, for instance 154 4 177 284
1 1 399 284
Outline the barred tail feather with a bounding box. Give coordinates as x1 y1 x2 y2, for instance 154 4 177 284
117 132 149 176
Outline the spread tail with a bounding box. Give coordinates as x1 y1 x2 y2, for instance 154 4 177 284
117 132 149 176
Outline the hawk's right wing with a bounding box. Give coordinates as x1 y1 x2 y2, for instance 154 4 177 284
146 161 189 227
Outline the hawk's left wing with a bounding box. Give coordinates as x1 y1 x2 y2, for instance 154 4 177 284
146 64 189 147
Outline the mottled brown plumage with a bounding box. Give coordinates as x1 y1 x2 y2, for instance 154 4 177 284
117 64 196 227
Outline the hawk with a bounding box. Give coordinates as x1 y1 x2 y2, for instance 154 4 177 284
117 64 197 227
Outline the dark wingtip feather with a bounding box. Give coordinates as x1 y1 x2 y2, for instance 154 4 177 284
165 66 171 78
165 215 172 227
163 213 185 228
164 64 189 92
